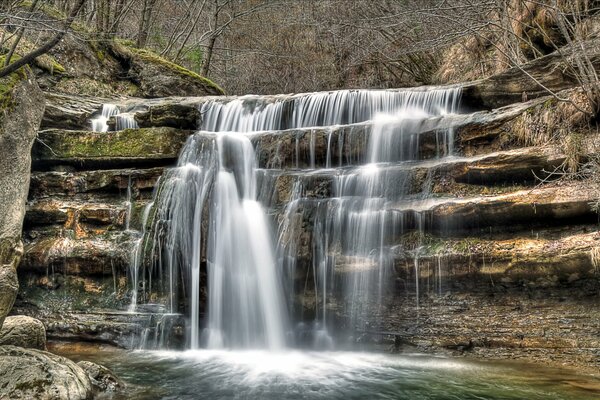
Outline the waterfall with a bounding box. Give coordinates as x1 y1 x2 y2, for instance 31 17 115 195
131 87 461 350
91 104 119 132
91 105 139 132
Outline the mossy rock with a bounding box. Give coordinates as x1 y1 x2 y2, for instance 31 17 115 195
110 40 225 97
32 127 193 168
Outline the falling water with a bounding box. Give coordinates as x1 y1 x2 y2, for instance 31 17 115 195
91 104 119 132
133 88 461 350
91 105 139 132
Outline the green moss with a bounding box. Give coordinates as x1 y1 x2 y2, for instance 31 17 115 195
34 127 190 161
0 55 27 117
114 39 225 94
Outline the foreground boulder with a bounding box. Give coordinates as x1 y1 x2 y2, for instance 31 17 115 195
0 315 46 350
0 346 92 400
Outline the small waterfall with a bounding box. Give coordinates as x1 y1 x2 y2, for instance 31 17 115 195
91 104 119 132
91 105 139 132
115 113 139 130
128 201 154 313
133 87 461 350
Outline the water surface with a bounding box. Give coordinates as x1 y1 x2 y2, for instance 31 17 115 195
53 344 600 400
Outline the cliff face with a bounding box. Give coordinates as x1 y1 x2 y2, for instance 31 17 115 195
10 36 600 373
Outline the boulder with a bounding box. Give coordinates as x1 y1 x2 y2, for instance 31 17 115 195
0 315 46 350
0 65 45 330
0 345 92 400
77 360 124 392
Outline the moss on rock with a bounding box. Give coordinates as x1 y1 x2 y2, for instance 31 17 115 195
33 127 193 167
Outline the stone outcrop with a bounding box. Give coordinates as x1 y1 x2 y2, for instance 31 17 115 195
0 65 45 330
0 346 92 400
9 7 224 99
0 315 46 350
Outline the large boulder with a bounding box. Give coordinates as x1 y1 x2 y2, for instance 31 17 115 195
0 346 92 400
0 65 45 330
0 315 47 350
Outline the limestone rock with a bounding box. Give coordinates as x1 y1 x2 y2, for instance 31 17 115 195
77 360 124 392
0 239 20 330
0 345 92 400
0 65 45 330
0 315 46 350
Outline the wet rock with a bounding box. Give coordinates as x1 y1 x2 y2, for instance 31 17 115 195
0 315 46 350
21 232 136 275
42 92 107 130
133 103 201 129
29 167 164 197
0 345 92 400
32 127 193 170
77 360 124 392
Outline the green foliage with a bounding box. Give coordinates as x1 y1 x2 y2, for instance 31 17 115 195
184 47 204 73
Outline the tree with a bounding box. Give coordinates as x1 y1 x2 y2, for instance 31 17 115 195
0 0 86 78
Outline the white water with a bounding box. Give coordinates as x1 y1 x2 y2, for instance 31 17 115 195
91 104 139 132
132 87 461 350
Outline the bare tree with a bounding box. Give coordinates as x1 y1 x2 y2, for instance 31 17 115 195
0 0 85 78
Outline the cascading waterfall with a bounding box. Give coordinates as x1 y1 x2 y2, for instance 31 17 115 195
130 87 461 351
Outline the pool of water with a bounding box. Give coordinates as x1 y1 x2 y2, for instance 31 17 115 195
52 343 600 400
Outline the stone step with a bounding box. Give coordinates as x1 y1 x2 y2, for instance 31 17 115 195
278 182 599 265
21 231 137 275
404 181 599 231
259 145 568 207
42 92 110 130
29 167 164 198
250 99 544 169
25 200 129 228
392 229 600 288
32 127 193 170
33 98 548 173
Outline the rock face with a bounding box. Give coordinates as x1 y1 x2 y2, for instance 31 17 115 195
0 315 46 350
14 41 600 374
0 346 92 400
0 66 45 330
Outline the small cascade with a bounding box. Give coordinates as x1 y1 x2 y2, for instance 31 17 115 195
132 87 462 351
128 201 154 313
115 113 139 130
91 105 139 132
91 104 119 132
